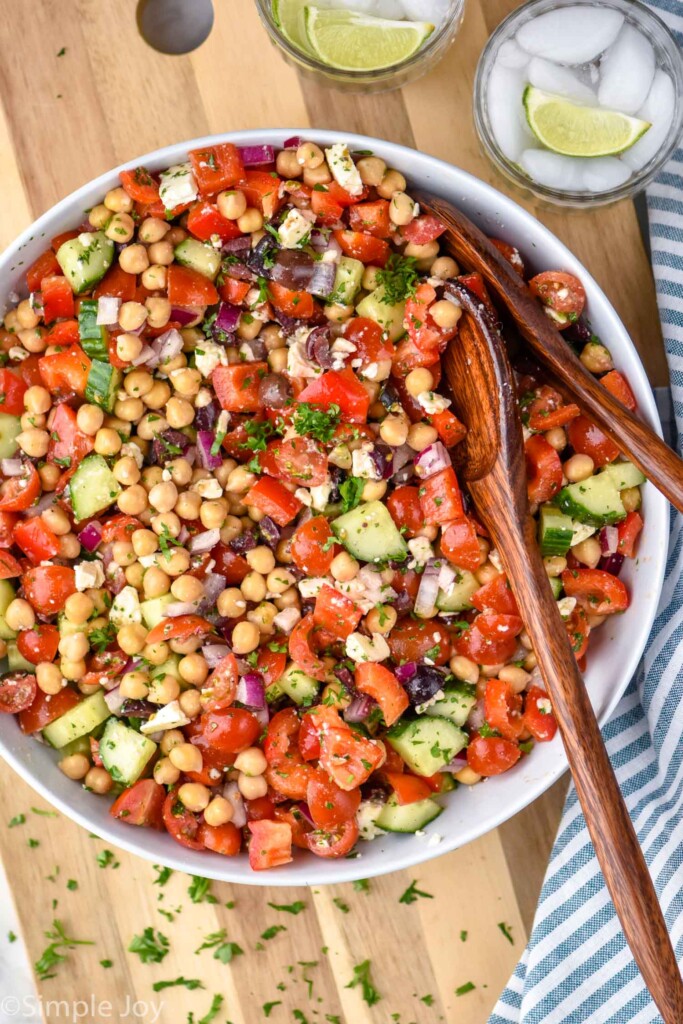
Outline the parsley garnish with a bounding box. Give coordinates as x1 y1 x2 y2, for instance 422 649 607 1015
293 402 341 443
478 721 500 739
261 924 287 940
332 897 350 913
8 813 25 827
187 994 223 1024
263 1001 282 1017
498 921 514 944
376 253 419 305
158 523 182 560
399 880 434 905
194 928 243 963
187 876 217 904
96 849 118 869
267 900 306 915
128 927 169 964
353 878 370 893
339 476 364 513
35 920 94 981
153 865 173 886
455 981 476 996
153 977 204 992
346 960 380 1006
89 621 117 654
242 418 278 453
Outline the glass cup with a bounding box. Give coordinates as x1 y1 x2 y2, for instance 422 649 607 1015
255 0 465 93
473 0 683 207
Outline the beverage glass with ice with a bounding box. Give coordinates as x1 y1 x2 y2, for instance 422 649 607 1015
474 0 683 206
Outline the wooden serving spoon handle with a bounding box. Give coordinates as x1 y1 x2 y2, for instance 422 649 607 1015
416 188 683 514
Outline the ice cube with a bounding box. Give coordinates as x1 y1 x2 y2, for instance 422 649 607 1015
334 0 404 16
496 39 530 70
520 150 585 190
516 8 624 64
598 24 655 115
488 64 535 163
400 0 450 24
581 156 632 192
621 70 676 171
527 57 597 104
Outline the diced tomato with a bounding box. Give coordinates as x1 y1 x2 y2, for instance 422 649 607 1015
298 712 323 762
485 677 524 740
0 368 27 416
314 585 361 641
248 820 293 870
167 264 219 307
198 822 242 856
355 662 409 727
348 200 391 238
429 408 467 447
0 672 37 714
392 336 441 376
440 518 481 571
387 485 425 538
240 170 284 219
257 647 287 689
333 229 390 267
467 733 521 776
600 370 637 412
273 806 312 850
17 625 60 665
420 467 464 524
187 201 242 243
41 276 74 323
46 319 80 346
297 369 370 424
119 166 160 205
288 613 327 681
93 263 137 301
618 510 643 558
529 271 586 327
472 574 519 616
39 345 91 397
405 283 454 353
566 415 619 467
489 239 525 277
17 355 44 388
13 518 59 564
145 614 214 646
319 726 385 791
47 404 94 466
219 277 251 304
162 789 203 850
561 568 629 615
259 436 328 487
402 214 447 245
23 565 76 615
212 362 268 413
344 317 394 366
268 280 315 319
305 818 359 859
454 624 518 666
523 686 558 743
307 769 361 828
383 771 432 805
0 463 41 512
476 612 523 640
458 272 497 318
110 780 165 829
189 143 245 196
100 514 142 544
245 795 277 822
388 619 451 666
189 708 260 770
291 517 336 576
264 707 302 763
0 551 22 579
51 230 79 253
199 653 238 712
244 476 303 527
19 686 80 734
27 249 61 292
0 513 18 549
527 386 580 432
565 605 590 659
311 187 344 225
211 543 251 584
525 433 563 503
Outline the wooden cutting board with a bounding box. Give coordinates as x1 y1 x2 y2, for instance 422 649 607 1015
0 2 667 1022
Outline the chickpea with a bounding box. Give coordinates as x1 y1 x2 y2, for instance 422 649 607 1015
178 689 202 720
59 754 90 780
169 743 203 773
6 599 35 632
142 642 169 667
324 302 354 324
36 662 64 695
430 255 459 280
379 412 409 447
360 266 381 294
138 216 169 243
365 605 397 635
226 465 256 494
544 555 568 578
204 795 233 827
498 665 530 694
147 241 174 269
104 186 133 213
141 467 164 493
178 782 211 813
543 426 567 452
213 188 246 221
405 367 434 398
146 296 172 330
88 203 111 229
377 168 407 199
361 480 387 502
247 602 277 634
295 142 324 169
38 508 68 539
219 515 242 544
266 568 295 595
233 746 267 776
165 458 192 488
154 758 180 786
112 332 141 365
389 191 417 226
63 593 94 627
217 588 247 619
111 540 135 567
237 208 263 233
580 341 613 374
123 370 153 399
148 674 180 705
147 481 177 514
120 671 150 700
448 655 479 685
92 428 121 458
160 729 185 755
142 566 171 600
237 773 268 800
274 587 299 611
454 766 482 786
16 428 48 458
112 456 140 488
564 453 595 483
475 561 500 586
268 347 288 373
85 766 113 794
246 545 276 576
117 623 148 656
165 549 192 578
171 368 201 398
198 498 226 530
24 385 51 416
430 299 462 330
174 491 201 521
356 155 387 186
303 163 332 187
61 658 86 681
129 531 156 560
119 243 149 275
572 536 602 568
36 464 59 492
118 301 148 332
136 415 167 442
231 620 260 655
241 569 267 603
275 149 302 178
105 212 135 243
164 396 193 429
330 551 360 582
407 422 438 451
17 327 47 354
621 486 642 513
178 652 209 686
58 631 89 661
139 264 165 292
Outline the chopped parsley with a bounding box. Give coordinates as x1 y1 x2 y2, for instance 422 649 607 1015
128 927 170 964
267 900 306 915
455 981 476 996
187 876 217 904
153 864 173 886
353 878 370 893
35 920 94 981
376 253 419 305
242 418 279 453
153 977 204 992
346 959 380 1006
8 813 25 828
187 994 223 1024
339 476 364 513
260 924 287 940
263 1002 282 1017
96 849 119 869
498 921 514 944
158 523 183 560
398 880 434 905
194 928 243 963
89 621 117 654
332 897 350 913
293 402 341 443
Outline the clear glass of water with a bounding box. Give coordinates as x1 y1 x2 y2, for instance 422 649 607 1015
473 0 683 207
255 0 465 92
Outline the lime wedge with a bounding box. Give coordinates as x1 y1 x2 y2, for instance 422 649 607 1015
524 86 651 158
304 6 434 72
272 0 314 55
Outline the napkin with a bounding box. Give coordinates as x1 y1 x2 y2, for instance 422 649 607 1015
490 12 683 1024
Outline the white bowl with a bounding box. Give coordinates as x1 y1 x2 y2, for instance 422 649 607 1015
0 130 668 885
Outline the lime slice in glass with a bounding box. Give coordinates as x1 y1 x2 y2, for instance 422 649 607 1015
523 86 651 158
272 0 314 55
304 6 434 71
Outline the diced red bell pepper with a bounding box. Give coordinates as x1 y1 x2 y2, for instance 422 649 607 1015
525 434 563 503
561 568 629 616
313 585 362 640
458 272 497 318
41 276 75 323
119 166 160 205
26 249 61 292
39 345 91 396
93 263 137 301
212 362 268 413
51 230 79 253
355 662 409 728
296 369 370 424
527 386 581 431
46 319 80 346
244 477 303 527
600 369 637 412
167 264 219 307
219 277 251 304
268 280 315 318
429 408 466 447
0 368 27 415
187 201 242 243
392 336 441 376
333 229 390 267
247 819 293 871
189 143 246 196
13 518 60 564
419 467 464 524
617 510 643 558
239 170 284 219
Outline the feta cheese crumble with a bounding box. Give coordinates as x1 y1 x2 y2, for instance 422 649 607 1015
278 208 315 248
345 631 391 664
417 390 452 415
159 162 198 211
109 586 142 627
74 560 105 592
194 340 228 378
351 442 381 480
325 143 364 196
140 700 191 735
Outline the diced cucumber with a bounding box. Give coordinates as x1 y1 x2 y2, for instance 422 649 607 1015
548 576 563 599
0 579 17 640
601 461 646 492
375 794 443 833
85 360 122 413
151 654 181 683
140 594 176 630
265 680 284 702
331 500 407 563
425 684 476 727
387 717 468 775
56 231 114 294
435 569 479 612
277 661 319 706
174 238 221 280
557 473 625 527
58 612 86 639
43 691 110 749
330 256 363 304
78 299 108 360
99 717 157 786
70 454 121 522
0 413 21 459
7 641 33 672
59 735 92 758
356 286 406 341
538 506 574 556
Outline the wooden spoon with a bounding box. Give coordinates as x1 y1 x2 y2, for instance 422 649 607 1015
413 188 683 514
442 282 683 1024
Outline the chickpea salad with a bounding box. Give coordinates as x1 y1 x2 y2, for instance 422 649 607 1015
0 138 645 869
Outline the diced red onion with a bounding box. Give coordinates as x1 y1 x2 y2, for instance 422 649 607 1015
100 673 123 692
258 516 281 550
201 643 230 668
222 781 246 828
273 606 301 632
414 441 451 480
189 528 221 554
599 552 625 576
166 601 198 617
77 521 103 552
96 296 121 326
309 229 330 253
196 430 223 470
283 135 302 150
239 144 276 166
390 444 414 477
214 301 241 335
441 752 468 772
308 259 337 298
394 662 417 684
414 560 442 618
29 291 44 313
599 525 619 555
295 802 315 826
236 672 266 709
185 445 197 467
104 687 126 716
1 459 23 476
149 327 183 368
437 562 457 593
200 573 227 608
170 305 202 327
24 492 57 518
343 694 376 723
178 525 190 545
467 699 486 731
131 344 156 366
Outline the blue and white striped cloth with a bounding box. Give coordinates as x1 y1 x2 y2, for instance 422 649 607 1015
490 5 683 1020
